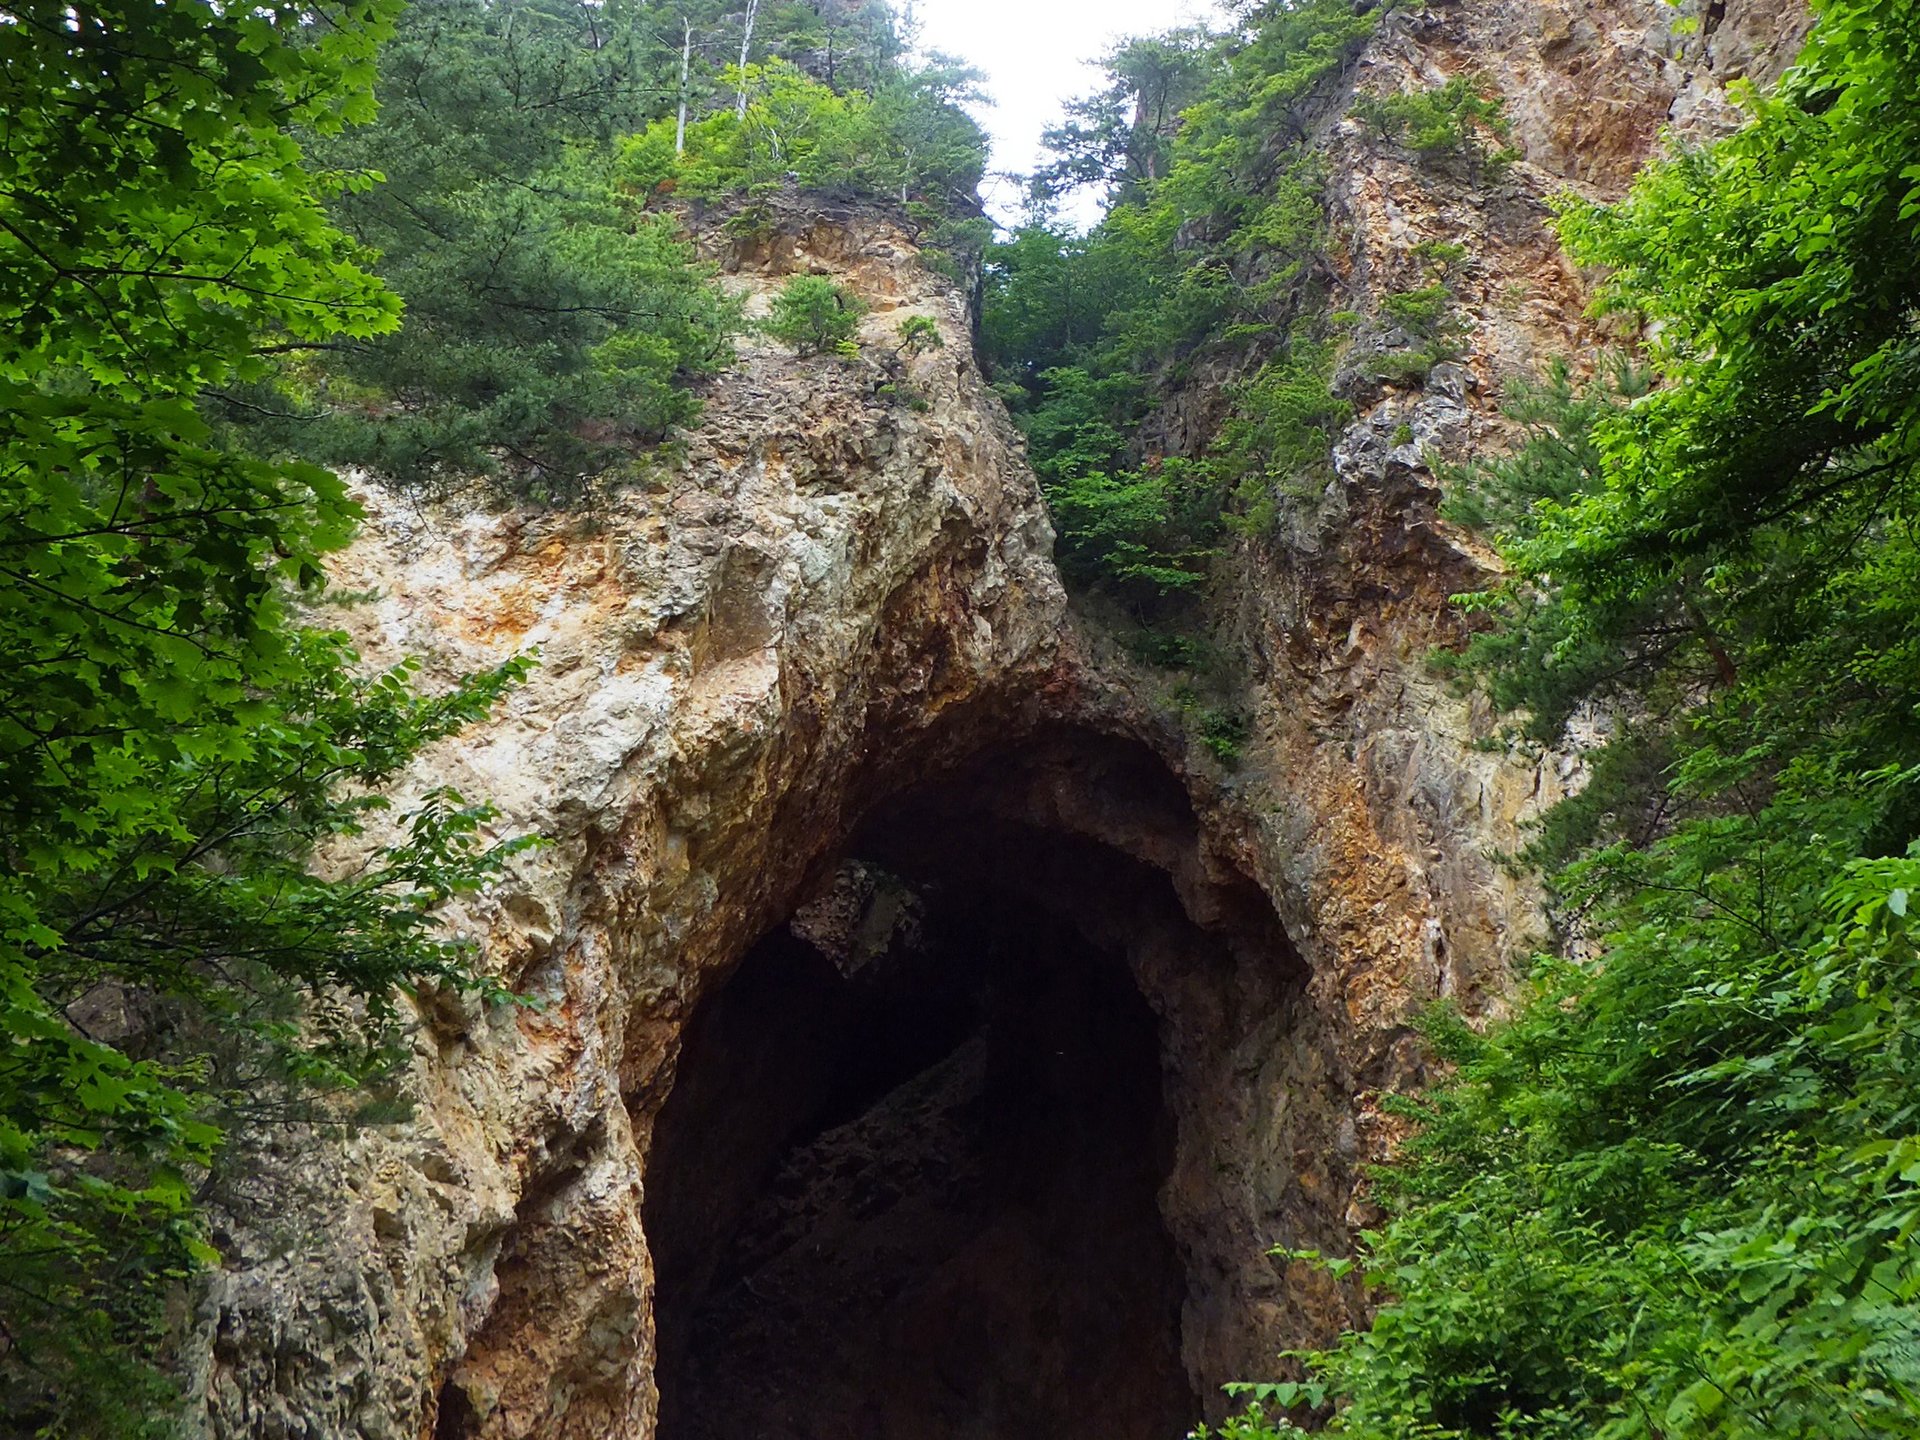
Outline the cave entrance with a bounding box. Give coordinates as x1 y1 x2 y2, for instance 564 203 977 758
646 868 1192 1440
643 731 1305 1440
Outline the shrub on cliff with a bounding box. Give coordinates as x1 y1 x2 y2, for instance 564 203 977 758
616 56 987 212
1354 72 1516 175
765 276 868 357
246 0 742 501
982 0 1375 609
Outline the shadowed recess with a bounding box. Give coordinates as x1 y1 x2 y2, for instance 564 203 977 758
640 733 1279 1440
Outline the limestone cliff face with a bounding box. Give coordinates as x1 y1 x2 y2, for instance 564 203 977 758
190 5 1810 1437
1167 0 1812 1059
191 202 1070 1438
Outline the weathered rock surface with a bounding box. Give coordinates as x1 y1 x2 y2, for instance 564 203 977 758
189 4 1812 1437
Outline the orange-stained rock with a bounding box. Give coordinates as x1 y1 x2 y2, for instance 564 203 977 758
185 4 1814 1435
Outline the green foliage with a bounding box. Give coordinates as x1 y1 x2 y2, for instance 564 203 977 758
1356 73 1516 174
1410 238 1471 270
1297 837 1920 1440
237 0 983 502
897 314 943 354
982 0 1379 608
916 212 995 281
1049 456 1224 597
275 0 740 500
1173 686 1252 764
1212 335 1351 533
980 225 1152 405
764 275 867 356
1430 359 1659 755
0 0 524 1423
1005 359 1215 600
1191 1400 1311 1440
1236 5 1920 1439
643 0 907 113
1380 284 1454 334
1035 27 1218 202
617 55 987 211
1364 281 1470 387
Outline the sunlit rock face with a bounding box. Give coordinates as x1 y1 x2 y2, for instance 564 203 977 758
187 4 1812 1436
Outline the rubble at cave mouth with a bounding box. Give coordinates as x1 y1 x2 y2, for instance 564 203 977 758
647 863 1194 1440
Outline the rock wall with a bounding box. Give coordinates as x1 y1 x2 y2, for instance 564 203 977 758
189 3 1811 1436
191 199 1073 1440
1138 0 1815 1161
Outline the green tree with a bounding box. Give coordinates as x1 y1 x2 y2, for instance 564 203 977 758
1221 3 1920 1438
982 0 1374 606
764 274 866 355
897 314 943 353
1035 28 1217 202
0 1 525 1425
277 0 741 500
1354 72 1514 174
616 53 986 210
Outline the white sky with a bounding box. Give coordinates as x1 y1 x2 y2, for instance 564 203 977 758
911 0 1225 225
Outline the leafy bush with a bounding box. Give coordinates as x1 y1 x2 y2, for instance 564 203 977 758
1191 1402 1310 1440
1213 336 1351 532
765 275 867 356
271 0 741 499
897 314 944 353
1363 282 1469 387
1251 5 1920 1438
982 0 1378 601
1043 454 1223 596
616 58 987 212
1379 283 1454 334
1410 238 1471 270
1356 73 1515 174
1173 687 1253 764
0 0 525 1424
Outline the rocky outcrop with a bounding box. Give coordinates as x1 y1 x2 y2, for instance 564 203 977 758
189 4 1812 1437
191 199 1073 1439
1140 0 1818 1096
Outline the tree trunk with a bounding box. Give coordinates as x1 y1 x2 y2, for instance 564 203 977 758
736 0 760 120
676 16 693 154
1676 578 1740 689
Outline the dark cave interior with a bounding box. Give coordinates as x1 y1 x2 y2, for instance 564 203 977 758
642 736 1262 1440
646 875 1194 1440
645 730 1313 1440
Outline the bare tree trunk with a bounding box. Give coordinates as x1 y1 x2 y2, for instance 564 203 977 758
735 0 761 120
676 15 693 154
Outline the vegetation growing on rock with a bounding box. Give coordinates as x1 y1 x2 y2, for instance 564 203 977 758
983 0 1920 1435
980 0 1377 609
765 274 868 356
282 0 745 499
616 54 986 211
242 0 984 502
1353 72 1516 175
9 0 1920 1434
1124 0 1919 1436
0 2 533 1427
0 0 985 1424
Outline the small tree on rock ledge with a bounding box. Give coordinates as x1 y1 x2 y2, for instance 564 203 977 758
765 275 867 356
